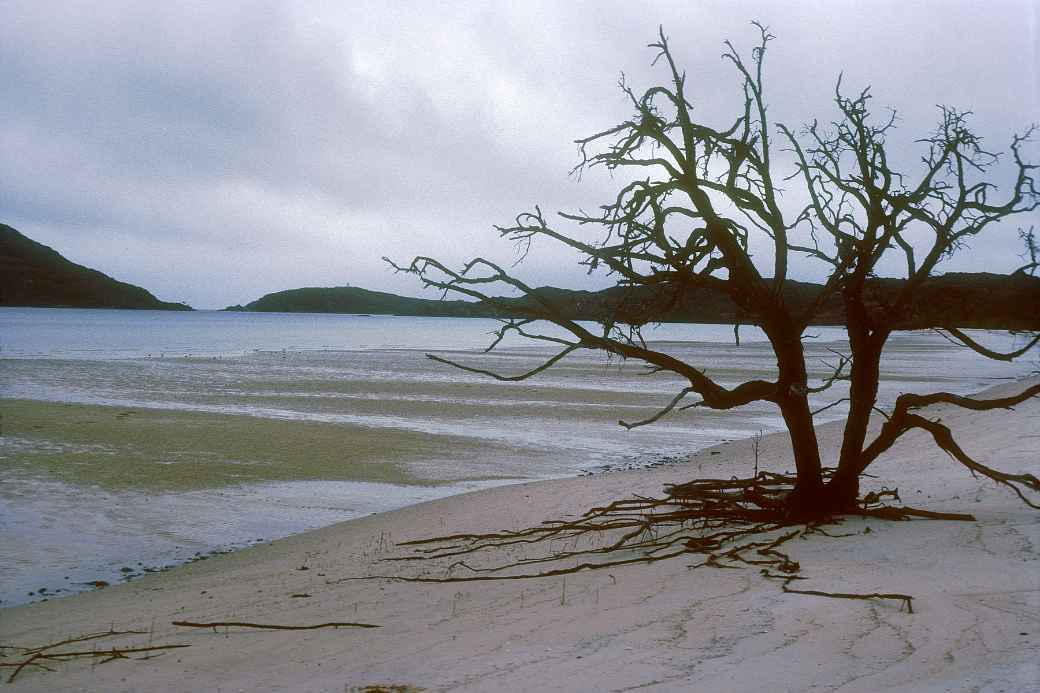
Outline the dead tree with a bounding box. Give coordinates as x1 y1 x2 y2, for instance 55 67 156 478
390 24 1040 520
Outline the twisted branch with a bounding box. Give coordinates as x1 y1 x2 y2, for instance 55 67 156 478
0 630 188 684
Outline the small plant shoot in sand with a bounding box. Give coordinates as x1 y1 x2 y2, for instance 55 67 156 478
387 24 1040 587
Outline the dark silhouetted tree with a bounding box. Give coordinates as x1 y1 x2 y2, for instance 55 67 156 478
390 24 1040 519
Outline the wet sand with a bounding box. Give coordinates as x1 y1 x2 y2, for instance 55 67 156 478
1 398 509 490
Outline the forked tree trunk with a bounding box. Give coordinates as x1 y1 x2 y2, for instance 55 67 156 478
771 319 892 518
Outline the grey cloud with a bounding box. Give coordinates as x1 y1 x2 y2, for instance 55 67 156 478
1 0 1036 307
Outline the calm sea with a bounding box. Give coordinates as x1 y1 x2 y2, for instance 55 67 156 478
1 307 1035 605
0 306 801 358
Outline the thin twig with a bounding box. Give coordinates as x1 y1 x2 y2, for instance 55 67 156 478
172 620 380 631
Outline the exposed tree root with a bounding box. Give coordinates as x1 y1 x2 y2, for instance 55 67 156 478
761 571 915 613
350 469 978 612
172 620 380 631
0 629 189 683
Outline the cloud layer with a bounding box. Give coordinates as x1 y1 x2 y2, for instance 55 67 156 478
2 0 1037 307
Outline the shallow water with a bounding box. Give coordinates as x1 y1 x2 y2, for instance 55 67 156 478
1 308 1035 605
0 307 782 359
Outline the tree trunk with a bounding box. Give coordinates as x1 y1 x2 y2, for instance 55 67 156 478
828 311 890 511
768 329 825 517
827 344 882 508
778 393 827 517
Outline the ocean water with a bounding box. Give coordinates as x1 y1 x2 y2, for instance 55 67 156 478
0 307 788 358
1 307 1035 605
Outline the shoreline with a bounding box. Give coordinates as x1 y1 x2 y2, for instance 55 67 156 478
0 398 696 610
2 376 1037 691
0 374 769 608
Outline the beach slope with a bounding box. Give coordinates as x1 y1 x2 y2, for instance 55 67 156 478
2 378 1038 692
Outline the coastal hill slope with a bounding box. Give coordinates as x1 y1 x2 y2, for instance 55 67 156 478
230 272 1040 329
0 224 191 310
226 285 483 317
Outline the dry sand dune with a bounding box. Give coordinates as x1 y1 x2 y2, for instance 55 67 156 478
2 378 1038 692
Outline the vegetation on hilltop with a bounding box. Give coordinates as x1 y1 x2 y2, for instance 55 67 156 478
0 224 191 310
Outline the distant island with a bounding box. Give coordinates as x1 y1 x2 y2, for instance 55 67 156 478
223 285 482 317
229 273 1040 330
1 223 192 310
4 220 1036 327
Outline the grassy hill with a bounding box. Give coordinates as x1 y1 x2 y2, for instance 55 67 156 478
0 224 191 310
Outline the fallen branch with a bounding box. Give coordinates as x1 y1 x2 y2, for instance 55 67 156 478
0 630 188 684
172 620 380 631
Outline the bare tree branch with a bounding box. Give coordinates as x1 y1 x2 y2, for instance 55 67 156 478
855 383 1040 489
619 387 699 429
811 398 848 416
426 346 581 383
935 327 1040 362
904 414 1040 508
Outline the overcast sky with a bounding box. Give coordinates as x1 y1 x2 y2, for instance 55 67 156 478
2 1 1037 309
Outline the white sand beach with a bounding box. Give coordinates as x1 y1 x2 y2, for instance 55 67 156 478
2 377 1038 692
